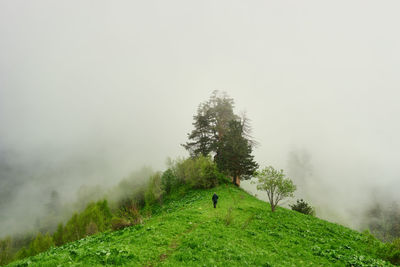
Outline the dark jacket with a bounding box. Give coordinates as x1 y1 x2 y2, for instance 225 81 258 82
212 193 218 203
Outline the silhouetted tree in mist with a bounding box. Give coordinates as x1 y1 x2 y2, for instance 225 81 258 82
183 91 258 185
215 120 258 186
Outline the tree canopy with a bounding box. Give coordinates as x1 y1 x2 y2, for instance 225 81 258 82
215 120 258 186
183 91 238 157
183 91 258 186
253 166 296 212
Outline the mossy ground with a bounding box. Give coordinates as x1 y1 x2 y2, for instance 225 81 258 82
8 185 392 266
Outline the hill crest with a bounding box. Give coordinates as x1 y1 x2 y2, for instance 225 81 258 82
8 185 392 266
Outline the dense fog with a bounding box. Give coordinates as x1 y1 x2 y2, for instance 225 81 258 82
1 0 400 237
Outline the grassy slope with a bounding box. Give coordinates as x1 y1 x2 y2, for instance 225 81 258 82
8 185 392 266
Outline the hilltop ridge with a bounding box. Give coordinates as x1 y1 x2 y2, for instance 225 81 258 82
8 185 392 266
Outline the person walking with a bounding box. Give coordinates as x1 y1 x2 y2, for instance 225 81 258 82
212 193 219 208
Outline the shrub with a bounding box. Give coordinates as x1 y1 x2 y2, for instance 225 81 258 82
118 187 146 210
63 200 112 242
27 232 54 256
109 167 153 209
117 200 142 225
53 223 64 246
145 172 164 206
111 217 132 231
290 199 315 216
170 156 224 189
0 237 13 265
86 221 99 235
161 168 179 194
63 213 81 242
15 247 28 260
378 238 400 265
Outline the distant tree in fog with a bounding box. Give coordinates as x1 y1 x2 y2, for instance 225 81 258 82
287 149 312 185
366 200 400 242
46 190 61 215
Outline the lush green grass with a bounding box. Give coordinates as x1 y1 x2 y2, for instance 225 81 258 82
8 185 392 266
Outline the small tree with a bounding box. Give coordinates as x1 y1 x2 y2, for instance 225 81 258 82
290 199 315 216
53 223 64 246
254 166 296 212
145 173 164 206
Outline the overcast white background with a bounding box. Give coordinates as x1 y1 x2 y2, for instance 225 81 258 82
1 1 400 235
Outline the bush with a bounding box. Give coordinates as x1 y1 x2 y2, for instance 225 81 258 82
27 232 54 256
85 221 99 235
109 167 153 209
170 156 224 189
145 172 164 206
53 223 64 246
290 199 315 216
117 200 142 225
111 217 132 231
63 200 112 242
378 238 400 265
161 168 179 194
119 187 146 210
0 237 13 265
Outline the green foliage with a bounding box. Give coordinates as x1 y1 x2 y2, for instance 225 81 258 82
183 91 257 186
108 166 154 210
378 238 400 265
27 232 54 256
52 223 64 246
115 199 142 225
170 156 224 189
253 166 296 212
111 217 132 231
224 207 234 225
215 120 258 185
3 162 225 266
0 236 13 265
85 221 99 236
75 185 106 211
183 91 238 157
145 172 164 207
63 213 80 243
8 185 393 267
63 200 112 243
290 199 315 216
14 247 28 261
161 168 179 194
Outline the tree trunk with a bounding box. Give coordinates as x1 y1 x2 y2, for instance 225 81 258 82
232 175 240 186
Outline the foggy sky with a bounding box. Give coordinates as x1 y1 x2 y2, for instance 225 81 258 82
1 1 400 236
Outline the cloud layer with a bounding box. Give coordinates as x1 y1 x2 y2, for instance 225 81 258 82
1 0 400 236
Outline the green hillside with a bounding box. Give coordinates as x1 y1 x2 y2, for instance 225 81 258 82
8 185 392 266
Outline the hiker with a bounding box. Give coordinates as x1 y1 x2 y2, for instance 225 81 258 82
212 193 218 208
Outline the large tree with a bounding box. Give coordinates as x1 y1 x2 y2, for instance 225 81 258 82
182 104 215 157
183 91 258 186
215 120 258 186
183 91 238 157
